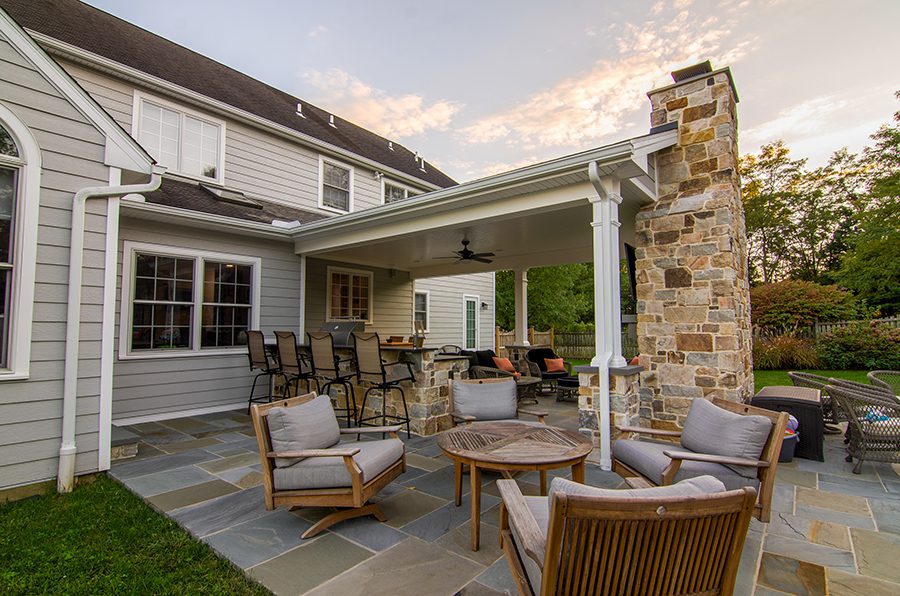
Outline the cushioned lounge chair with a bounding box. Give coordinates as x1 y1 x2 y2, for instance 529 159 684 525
868 370 900 395
498 475 757 595
250 392 406 538
827 382 900 474
613 397 788 522
525 348 572 393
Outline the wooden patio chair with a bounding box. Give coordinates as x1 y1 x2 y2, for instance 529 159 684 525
497 475 757 596
868 370 900 395
827 383 900 474
250 392 406 538
613 398 788 522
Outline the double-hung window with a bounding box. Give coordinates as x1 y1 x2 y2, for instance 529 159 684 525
319 157 353 213
382 180 419 204
134 92 224 183
327 267 372 322
123 243 259 357
414 290 429 332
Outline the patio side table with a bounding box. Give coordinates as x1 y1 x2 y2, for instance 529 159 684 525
751 385 824 461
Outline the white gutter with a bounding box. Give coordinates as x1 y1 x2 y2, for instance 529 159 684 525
58 167 164 493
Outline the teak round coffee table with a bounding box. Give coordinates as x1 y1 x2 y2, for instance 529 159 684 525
437 421 593 550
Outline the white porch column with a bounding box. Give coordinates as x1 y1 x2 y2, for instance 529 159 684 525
298 254 307 338
608 192 627 368
514 268 529 345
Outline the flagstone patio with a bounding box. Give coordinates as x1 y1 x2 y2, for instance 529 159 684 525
110 397 900 595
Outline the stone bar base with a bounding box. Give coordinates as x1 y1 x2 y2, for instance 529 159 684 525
577 365 642 450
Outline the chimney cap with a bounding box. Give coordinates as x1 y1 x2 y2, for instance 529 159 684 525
671 61 712 83
647 62 739 103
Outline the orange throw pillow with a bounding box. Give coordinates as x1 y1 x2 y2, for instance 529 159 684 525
492 357 516 373
545 358 566 373
629 355 640 366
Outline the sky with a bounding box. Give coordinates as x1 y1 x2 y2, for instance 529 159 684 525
85 0 900 183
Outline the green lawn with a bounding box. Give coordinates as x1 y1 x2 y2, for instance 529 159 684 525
752 369 869 390
0 476 268 595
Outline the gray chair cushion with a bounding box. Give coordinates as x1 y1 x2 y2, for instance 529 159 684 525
267 395 340 467
549 475 726 501
272 438 404 490
613 439 760 492
508 495 550 592
680 398 773 478
452 379 517 421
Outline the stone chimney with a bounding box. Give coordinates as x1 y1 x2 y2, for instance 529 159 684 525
634 61 753 430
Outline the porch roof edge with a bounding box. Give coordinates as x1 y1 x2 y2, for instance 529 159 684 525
290 128 677 240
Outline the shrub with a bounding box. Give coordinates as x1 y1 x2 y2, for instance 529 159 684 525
816 322 900 370
753 335 820 370
751 280 862 330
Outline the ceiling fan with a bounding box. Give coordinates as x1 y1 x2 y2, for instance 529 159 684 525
435 239 495 264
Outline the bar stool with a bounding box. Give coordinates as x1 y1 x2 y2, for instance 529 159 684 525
274 331 317 397
352 332 415 438
246 330 284 413
307 331 358 427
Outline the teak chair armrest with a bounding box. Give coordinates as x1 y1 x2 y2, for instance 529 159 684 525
616 425 682 438
340 425 402 435
516 409 548 423
660 449 768 485
267 448 361 458
662 450 770 468
497 479 546 567
450 411 477 424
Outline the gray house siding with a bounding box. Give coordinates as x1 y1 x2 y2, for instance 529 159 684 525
0 33 110 488
415 273 495 350
111 219 303 421
61 60 421 216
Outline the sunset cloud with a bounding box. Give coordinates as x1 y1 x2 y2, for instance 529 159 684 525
301 69 462 139
456 3 752 150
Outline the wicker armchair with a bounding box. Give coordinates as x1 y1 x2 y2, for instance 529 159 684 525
869 370 900 395
788 371 846 425
827 383 900 474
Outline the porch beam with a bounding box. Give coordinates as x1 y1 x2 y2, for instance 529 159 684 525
514 269 529 346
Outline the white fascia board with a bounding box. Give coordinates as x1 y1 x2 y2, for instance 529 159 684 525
30 31 443 192
292 141 638 241
0 12 155 174
120 201 294 241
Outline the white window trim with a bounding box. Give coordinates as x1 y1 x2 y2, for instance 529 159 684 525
318 155 355 214
119 241 261 360
380 178 420 205
325 265 373 324
413 289 430 333
0 105 40 381
131 90 226 185
463 294 480 351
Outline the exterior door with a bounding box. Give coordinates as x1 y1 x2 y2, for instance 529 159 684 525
463 295 478 350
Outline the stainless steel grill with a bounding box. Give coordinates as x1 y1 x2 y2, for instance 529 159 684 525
317 321 366 347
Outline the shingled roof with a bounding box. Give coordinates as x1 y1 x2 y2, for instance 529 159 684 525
0 0 457 188
142 177 328 226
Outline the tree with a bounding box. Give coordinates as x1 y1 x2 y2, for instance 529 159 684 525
740 142 807 284
833 94 900 315
495 265 592 331
750 280 862 330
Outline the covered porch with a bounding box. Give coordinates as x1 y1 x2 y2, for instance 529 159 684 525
290 129 677 469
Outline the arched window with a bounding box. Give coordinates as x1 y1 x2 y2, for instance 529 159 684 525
0 105 40 379
0 122 20 369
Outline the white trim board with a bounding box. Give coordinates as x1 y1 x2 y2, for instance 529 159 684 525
0 12 154 174
113 402 244 426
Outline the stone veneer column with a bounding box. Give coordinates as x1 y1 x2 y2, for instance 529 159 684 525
635 63 753 430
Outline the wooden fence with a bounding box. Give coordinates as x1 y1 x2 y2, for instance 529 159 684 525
497 315 638 360
753 316 900 339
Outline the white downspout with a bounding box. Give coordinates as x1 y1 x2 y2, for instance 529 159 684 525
58 167 164 493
